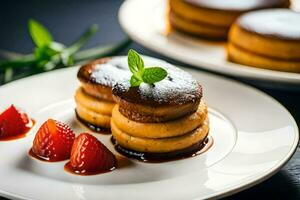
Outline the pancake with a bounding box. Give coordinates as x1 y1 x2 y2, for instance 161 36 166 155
75 87 115 116
76 103 111 129
112 62 202 123
169 11 228 40
111 100 207 139
111 117 209 153
169 0 290 39
227 43 300 73
228 9 300 72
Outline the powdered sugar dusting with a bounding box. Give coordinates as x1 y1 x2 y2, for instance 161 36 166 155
238 9 300 40
90 57 131 87
112 57 202 106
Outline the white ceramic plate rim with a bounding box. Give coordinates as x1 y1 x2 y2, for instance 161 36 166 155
118 0 300 85
0 66 298 200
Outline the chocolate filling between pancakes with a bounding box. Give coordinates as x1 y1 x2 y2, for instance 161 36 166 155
111 136 213 163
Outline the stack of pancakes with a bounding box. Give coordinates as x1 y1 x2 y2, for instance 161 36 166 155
111 62 209 155
76 58 130 132
228 9 300 72
168 0 290 40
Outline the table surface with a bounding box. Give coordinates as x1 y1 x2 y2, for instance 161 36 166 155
0 0 299 199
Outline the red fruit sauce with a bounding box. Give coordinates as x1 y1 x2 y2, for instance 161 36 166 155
0 119 35 141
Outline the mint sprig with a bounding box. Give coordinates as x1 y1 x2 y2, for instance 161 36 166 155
29 20 98 70
128 49 167 87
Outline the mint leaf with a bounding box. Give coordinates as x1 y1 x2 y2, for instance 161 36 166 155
127 49 168 87
128 49 144 74
130 75 142 87
142 67 167 84
28 19 53 47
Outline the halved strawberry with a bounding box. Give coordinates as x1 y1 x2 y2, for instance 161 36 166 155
32 119 75 161
67 133 116 174
0 105 29 139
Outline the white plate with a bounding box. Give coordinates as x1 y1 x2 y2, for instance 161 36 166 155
118 0 300 86
0 66 298 200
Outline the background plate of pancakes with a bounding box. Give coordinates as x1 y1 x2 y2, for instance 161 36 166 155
0 58 298 200
119 0 300 88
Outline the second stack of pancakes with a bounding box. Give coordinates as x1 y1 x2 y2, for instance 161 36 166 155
168 0 290 40
111 60 209 158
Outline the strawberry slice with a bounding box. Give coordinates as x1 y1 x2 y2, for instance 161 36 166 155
32 119 75 161
66 133 116 175
0 105 29 139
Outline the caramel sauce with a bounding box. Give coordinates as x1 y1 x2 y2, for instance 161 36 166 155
75 110 111 134
64 155 132 176
64 162 116 176
28 148 70 162
115 155 134 168
0 119 35 141
111 135 213 163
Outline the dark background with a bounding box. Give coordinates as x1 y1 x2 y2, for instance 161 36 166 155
1 0 300 199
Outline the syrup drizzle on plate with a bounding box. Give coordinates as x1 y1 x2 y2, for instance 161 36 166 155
111 135 213 163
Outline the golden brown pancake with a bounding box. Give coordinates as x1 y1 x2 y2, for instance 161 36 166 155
111 116 209 153
76 103 111 128
75 88 114 116
111 100 207 139
228 9 300 72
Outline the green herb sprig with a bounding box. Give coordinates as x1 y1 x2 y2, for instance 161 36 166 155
0 19 131 84
127 49 167 87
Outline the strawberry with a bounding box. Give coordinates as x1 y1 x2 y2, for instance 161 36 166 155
68 133 116 174
0 105 29 139
32 119 75 161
